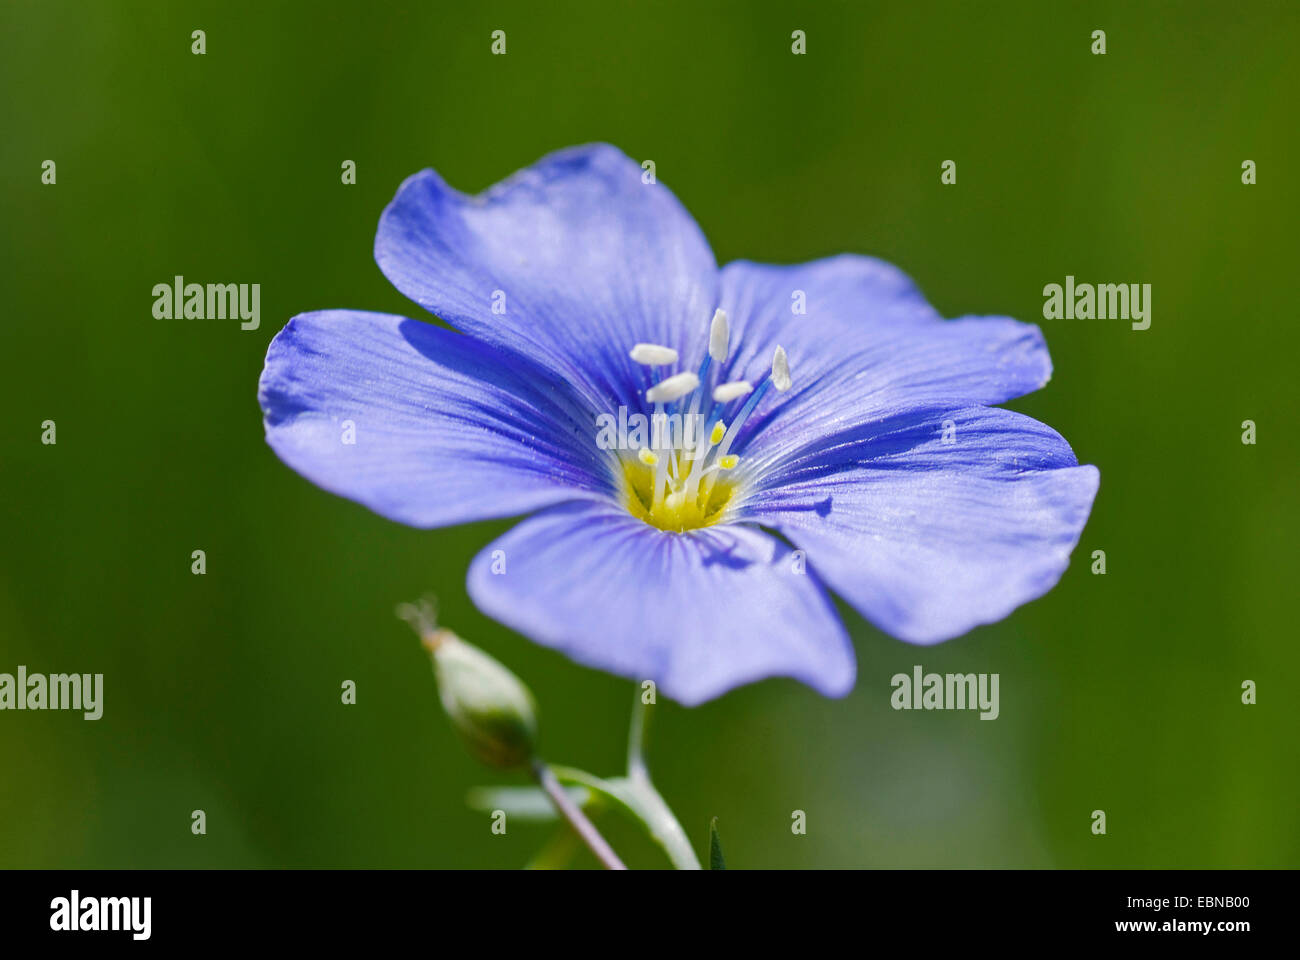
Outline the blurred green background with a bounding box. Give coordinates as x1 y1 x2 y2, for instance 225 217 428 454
2 0 1296 869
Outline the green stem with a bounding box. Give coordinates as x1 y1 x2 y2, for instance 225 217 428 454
628 777 701 870
532 759 627 870
628 689 651 781
625 688 701 870
550 765 700 870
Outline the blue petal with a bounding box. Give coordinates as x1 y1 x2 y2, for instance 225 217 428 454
714 257 1052 465
375 144 718 412
743 406 1099 644
466 501 855 706
258 310 612 527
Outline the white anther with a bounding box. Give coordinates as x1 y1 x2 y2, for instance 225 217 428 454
629 343 679 366
646 371 699 404
708 309 729 362
712 380 752 403
771 346 792 391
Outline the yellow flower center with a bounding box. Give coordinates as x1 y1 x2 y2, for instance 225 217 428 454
619 452 737 532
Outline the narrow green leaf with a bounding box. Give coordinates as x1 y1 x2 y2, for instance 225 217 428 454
525 827 583 870
709 817 726 870
465 783 595 821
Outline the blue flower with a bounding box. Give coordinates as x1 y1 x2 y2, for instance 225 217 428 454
258 144 1099 706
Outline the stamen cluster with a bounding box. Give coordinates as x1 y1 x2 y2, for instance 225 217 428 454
621 310 791 531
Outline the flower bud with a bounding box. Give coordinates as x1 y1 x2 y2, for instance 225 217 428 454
400 600 538 769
